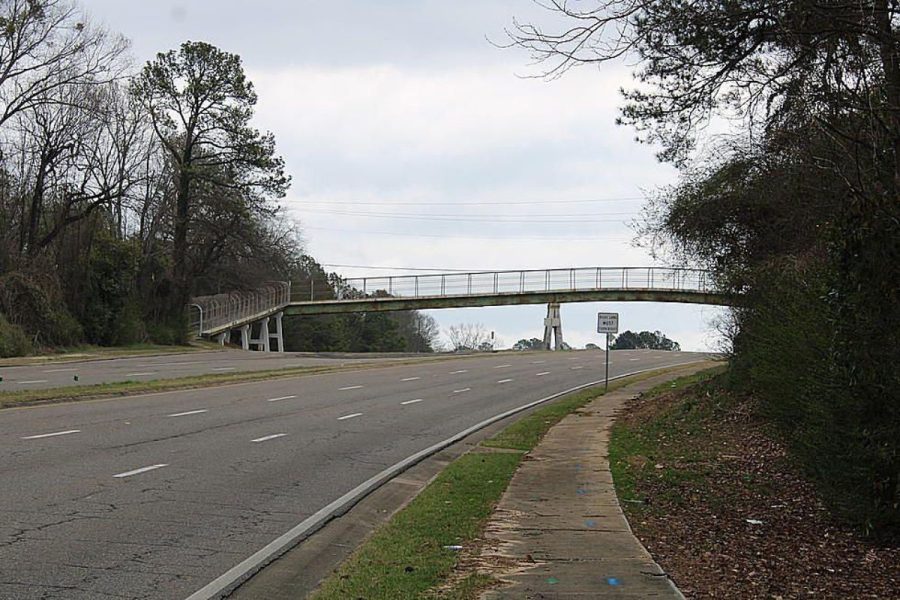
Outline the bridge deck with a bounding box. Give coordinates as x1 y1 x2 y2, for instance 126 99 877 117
192 267 731 337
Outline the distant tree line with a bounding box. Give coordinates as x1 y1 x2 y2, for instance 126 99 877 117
610 331 679 351
0 0 438 356
511 1 900 536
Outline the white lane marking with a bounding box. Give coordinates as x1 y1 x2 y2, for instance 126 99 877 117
167 409 208 417
337 412 363 421
251 433 287 443
401 398 424 405
266 395 297 402
42 368 77 373
531 360 546 364
339 385 363 391
629 358 641 361
211 367 236 371
181 360 710 600
113 464 168 478
17 380 49 384
453 388 471 394
493 364 511 369
570 366 584 370
400 376 421 381
497 378 513 384
450 369 468 374
136 361 203 368
124 372 155 377
21 429 81 440
535 371 551 376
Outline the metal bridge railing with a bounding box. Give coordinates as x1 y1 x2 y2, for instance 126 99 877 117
291 267 712 304
189 281 291 336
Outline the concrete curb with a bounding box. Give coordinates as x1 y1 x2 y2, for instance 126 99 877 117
183 362 706 600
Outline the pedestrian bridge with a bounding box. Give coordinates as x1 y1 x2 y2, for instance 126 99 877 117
188 267 731 350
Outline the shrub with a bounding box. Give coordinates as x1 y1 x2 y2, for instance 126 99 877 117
0 314 31 357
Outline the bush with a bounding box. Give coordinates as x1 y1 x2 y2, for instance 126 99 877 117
730 262 899 538
0 272 83 347
0 314 31 357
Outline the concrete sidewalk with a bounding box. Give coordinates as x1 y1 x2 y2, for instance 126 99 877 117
478 363 715 599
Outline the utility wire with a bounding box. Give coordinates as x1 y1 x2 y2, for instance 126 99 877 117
285 196 647 206
297 209 634 224
302 224 632 242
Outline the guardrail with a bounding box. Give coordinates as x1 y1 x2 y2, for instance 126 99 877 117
189 281 291 336
291 267 713 303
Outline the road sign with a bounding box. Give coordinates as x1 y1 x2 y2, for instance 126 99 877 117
597 312 619 334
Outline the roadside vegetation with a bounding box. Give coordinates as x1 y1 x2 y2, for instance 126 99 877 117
609 370 899 597
510 1 900 537
310 368 684 599
0 355 459 409
0 1 437 357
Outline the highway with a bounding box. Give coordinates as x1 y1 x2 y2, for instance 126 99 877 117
0 349 712 599
0 350 437 391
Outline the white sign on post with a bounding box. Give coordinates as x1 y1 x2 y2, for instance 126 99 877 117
597 312 619 334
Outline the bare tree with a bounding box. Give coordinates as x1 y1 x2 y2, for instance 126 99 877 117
446 322 491 352
0 0 129 128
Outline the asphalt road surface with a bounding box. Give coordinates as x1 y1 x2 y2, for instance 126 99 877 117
0 350 438 391
0 349 712 599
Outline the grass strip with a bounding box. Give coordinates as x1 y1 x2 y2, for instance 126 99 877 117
311 451 523 600
311 366 697 600
0 342 221 367
608 366 727 508
0 356 459 409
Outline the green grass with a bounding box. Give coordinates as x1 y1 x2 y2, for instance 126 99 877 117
311 365 704 599
0 356 458 409
0 341 219 366
311 452 523 600
608 366 728 509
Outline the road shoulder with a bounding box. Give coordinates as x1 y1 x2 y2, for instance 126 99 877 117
469 365 708 599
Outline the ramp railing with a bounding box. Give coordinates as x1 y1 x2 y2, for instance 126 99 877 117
189 281 291 336
292 267 713 303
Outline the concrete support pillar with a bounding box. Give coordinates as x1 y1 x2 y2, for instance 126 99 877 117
269 311 284 353
240 324 250 351
215 332 227 346
542 303 564 351
249 318 270 352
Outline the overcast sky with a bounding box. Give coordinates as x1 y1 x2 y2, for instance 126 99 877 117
81 0 726 351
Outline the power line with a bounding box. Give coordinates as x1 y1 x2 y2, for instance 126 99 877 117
297 208 635 224
321 264 475 272
284 196 647 206
298 208 638 218
302 224 632 242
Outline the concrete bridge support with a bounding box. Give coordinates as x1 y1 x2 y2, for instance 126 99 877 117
542 302 564 350
269 312 284 353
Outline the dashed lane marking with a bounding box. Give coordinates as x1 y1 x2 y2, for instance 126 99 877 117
251 433 287 443
21 429 81 440
211 367 236 372
535 371 551 376
339 385 363 391
124 372 155 377
400 377 421 381
113 464 168 478
17 380 49 384
450 369 468 374
167 409 208 417
497 378 513 384
401 399 424 405
42 368 77 373
570 366 584 370
337 413 363 421
266 395 297 402
452 388 471 394
493 364 512 369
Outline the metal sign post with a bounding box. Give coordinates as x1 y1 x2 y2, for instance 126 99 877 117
597 312 619 391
